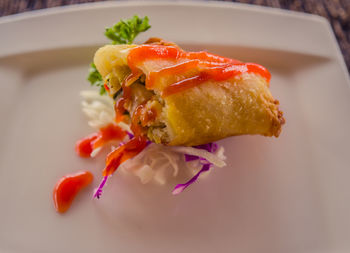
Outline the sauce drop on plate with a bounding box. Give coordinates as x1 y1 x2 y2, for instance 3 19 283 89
53 171 93 213
75 124 127 158
75 134 98 158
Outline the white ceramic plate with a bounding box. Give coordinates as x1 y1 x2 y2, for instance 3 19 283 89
1 2 349 253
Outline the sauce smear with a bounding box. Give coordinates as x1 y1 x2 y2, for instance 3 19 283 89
75 133 98 158
127 44 271 96
53 171 93 213
93 135 148 199
115 72 141 123
75 124 127 157
103 136 148 177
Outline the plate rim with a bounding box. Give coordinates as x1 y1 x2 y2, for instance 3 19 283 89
0 1 331 25
0 1 348 82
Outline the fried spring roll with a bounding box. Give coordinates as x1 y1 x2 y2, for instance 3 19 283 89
94 39 285 146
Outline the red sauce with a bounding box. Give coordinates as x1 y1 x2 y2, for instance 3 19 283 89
115 72 142 123
129 103 158 136
109 71 154 176
127 44 271 96
146 60 199 88
140 107 157 126
103 82 110 92
115 98 127 123
103 136 148 177
186 51 241 64
53 171 93 213
127 45 183 73
75 124 127 157
75 133 98 158
162 72 210 97
131 104 144 137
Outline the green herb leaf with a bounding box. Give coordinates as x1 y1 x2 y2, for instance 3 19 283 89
104 15 151 44
87 63 106 95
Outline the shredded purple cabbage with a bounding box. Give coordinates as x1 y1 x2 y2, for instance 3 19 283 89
172 163 211 195
126 131 134 139
93 176 108 199
195 143 218 153
184 154 198 162
184 142 218 162
174 142 218 195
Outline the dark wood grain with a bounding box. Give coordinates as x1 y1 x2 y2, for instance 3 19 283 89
0 0 349 72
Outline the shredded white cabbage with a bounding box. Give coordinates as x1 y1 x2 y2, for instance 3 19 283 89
90 147 102 158
80 90 226 185
119 143 226 185
168 146 226 168
119 143 183 185
80 90 115 130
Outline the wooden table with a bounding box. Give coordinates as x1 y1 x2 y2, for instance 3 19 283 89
1 0 349 72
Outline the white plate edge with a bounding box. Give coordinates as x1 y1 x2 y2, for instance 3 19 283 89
0 1 329 25
0 1 348 84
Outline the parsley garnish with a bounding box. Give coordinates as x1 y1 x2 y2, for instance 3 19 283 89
87 15 151 95
105 16 151 45
87 63 106 95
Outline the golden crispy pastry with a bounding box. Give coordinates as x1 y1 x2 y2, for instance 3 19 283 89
94 40 285 146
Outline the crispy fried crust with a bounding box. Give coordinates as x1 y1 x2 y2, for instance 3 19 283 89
163 74 284 146
94 43 285 146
